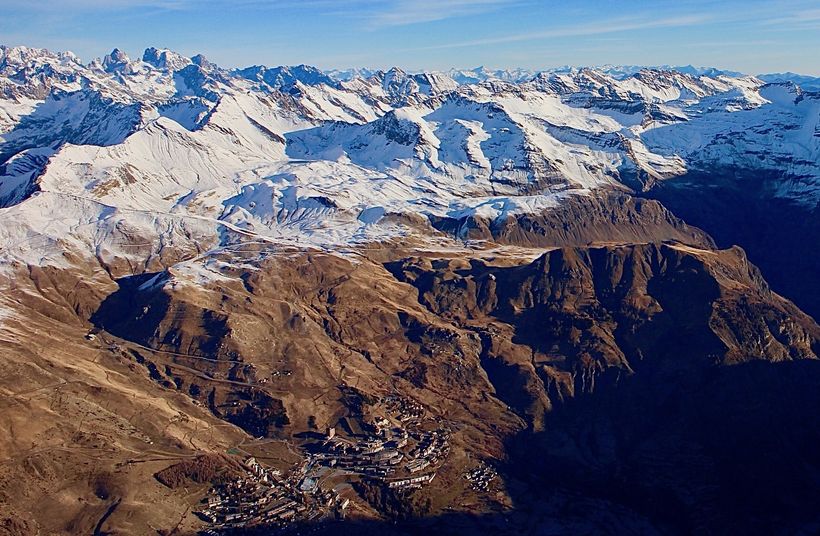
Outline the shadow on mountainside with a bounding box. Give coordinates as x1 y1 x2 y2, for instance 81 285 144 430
641 172 820 323
227 360 820 536
88 250 820 535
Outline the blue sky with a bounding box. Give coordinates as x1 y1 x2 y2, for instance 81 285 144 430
2 0 819 74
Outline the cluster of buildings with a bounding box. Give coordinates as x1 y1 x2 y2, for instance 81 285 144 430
385 428 449 488
304 397 450 490
387 472 437 489
195 395 451 533
311 426 407 479
383 395 424 424
408 429 449 464
196 456 348 533
464 462 498 492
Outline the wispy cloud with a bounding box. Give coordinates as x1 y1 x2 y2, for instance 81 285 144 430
684 39 780 48
364 0 520 28
760 7 820 27
8 0 524 28
1 0 190 10
408 14 712 50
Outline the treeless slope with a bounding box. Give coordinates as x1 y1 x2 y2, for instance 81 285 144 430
2 240 818 533
0 267 248 535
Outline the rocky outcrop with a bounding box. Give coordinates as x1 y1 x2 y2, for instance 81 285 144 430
91 242 819 441
430 192 715 248
388 242 820 428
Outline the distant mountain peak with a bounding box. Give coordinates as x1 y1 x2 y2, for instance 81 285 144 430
142 47 192 71
191 53 214 70
102 48 131 73
233 63 334 90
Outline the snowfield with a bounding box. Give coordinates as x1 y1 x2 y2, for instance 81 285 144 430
1 44 819 276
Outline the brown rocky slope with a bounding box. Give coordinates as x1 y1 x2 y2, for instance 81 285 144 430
2 235 819 534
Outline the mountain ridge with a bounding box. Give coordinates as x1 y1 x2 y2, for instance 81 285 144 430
2 43 818 306
1 42 820 535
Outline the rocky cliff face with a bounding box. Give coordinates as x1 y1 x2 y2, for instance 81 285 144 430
429 191 714 248
34 236 814 443
643 171 820 321
389 243 819 427
21 243 783 448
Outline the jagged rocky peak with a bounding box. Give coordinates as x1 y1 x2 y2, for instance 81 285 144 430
414 71 459 96
233 63 265 80
191 53 214 70
324 67 378 82
0 45 87 100
234 63 334 89
0 44 80 68
281 64 335 86
526 71 572 94
370 67 458 105
446 65 537 84
380 66 419 96
142 46 192 71
371 107 428 145
575 67 622 93
102 47 131 73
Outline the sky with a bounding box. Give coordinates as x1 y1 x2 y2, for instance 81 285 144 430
2 0 819 75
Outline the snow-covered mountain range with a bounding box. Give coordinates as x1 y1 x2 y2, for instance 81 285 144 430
1 44 818 278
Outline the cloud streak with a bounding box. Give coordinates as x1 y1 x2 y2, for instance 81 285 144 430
6 0 525 28
1 0 190 10
407 14 713 51
761 8 820 27
364 0 520 28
